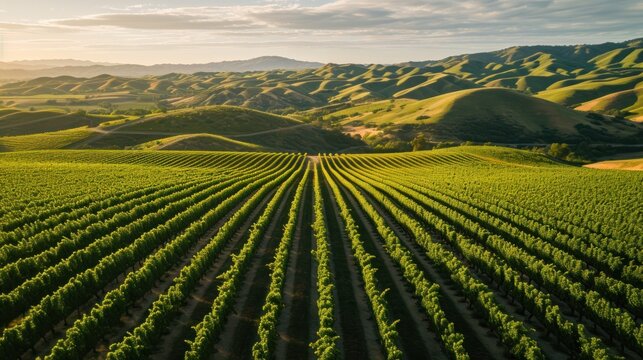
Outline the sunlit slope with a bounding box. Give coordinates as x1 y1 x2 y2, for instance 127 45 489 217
357 145 564 167
133 133 269 151
326 88 643 142
0 108 118 136
85 106 362 152
0 128 94 151
584 158 643 171
0 38 639 116
537 73 643 106
118 106 301 134
575 85 643 121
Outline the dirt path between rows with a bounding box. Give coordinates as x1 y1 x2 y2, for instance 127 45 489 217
21 183 225 359
321 177 384 360
358 190 511 360
212 185 295 360
151 187 280 360
88 189 264 359
339 183 448 360
275 180 314 359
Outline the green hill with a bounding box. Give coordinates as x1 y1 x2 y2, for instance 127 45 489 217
537 73 643 106
65 105 363 152
325 88 643 143
117 106 301 135
575 85 643 121
0 105 362 152
0 38 639 118
0 108 118 136
0 39 640 150
133 133 269 151
0 128 94 151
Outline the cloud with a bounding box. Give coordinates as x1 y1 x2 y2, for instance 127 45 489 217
55 12 253 30
249 0 643 35
42 0 642 40
3 0 641 63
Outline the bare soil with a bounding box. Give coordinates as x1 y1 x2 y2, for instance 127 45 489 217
275 180 315 359
321 177 385 360
149 187 279 360
212 184 295 360
339 183 448 360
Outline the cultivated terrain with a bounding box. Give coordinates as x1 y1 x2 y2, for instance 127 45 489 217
0 147 641 360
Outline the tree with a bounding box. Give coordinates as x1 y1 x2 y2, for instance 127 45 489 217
548 143 570 159
411 133 427 151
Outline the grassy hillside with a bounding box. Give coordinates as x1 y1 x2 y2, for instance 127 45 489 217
537 73 643 106
11 105 361 152
0 39 639 121
132 133 269 151
0 128 93 151
325 88 643 143
0 108 119 136
575 85 643 121
0 39 639 149
118 106 301 135
0 105 362 152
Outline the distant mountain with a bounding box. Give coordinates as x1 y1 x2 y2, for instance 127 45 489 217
0 56 323 80
0 59 119 70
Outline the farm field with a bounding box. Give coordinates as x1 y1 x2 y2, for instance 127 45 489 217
0 146 641 360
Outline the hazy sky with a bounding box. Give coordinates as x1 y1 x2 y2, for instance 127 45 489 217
0 0 641 64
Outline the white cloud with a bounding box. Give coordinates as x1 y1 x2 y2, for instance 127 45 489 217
55 13 253 30
42 0 642 37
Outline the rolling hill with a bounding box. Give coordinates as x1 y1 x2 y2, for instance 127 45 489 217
0 105 362 152
117 106 302 135
536 72 643 106
324 88 643 143
575 85 643 121
132 133 269 151
0 38 640 149
0 38 638 122
0 108 121 136
0 39 639 119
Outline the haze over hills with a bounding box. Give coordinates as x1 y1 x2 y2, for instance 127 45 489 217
0 56 324 80
0 59 120 70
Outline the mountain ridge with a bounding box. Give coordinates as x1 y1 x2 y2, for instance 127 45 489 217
0 56 324 80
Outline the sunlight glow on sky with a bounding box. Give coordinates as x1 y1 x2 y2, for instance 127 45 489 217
0 0 641 64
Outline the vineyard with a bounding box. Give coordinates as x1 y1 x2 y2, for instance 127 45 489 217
0 146 641 360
